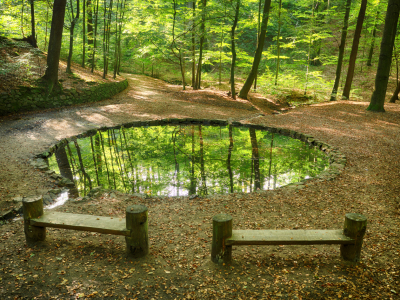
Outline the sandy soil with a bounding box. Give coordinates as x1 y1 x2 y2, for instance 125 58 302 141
0 74 399 299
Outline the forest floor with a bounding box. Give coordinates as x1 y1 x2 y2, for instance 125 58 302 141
1 57 400 298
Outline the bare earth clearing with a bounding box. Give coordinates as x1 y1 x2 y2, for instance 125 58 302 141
0 73 399 300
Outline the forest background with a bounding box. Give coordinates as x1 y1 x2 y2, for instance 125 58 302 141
1 0 399 112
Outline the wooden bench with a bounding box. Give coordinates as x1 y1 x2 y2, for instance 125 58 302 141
22 196 148 258
211 213 367 264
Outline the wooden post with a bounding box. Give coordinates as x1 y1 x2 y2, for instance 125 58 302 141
22 196 46 244
211 213 232 264
340 213 367 262
125 205 149 258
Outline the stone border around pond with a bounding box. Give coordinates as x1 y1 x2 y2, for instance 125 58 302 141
0 79 129 116
30 118 346 204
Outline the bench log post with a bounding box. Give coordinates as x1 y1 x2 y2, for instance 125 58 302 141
340 213 367 262
125 205 149 258
23 196 46 244
211 214 232 264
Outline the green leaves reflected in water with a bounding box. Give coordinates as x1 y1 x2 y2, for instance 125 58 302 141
48 125 329 197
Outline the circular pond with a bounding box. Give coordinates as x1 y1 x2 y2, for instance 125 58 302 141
48 121 330 197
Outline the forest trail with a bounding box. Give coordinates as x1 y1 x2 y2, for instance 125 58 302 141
0 74 262 212
0 74 400 299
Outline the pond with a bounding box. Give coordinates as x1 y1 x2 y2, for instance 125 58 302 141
48 123 329 197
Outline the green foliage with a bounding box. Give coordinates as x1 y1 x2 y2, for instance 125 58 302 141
0 0 388 100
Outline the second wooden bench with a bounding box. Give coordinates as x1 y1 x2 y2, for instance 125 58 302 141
211 213 367 264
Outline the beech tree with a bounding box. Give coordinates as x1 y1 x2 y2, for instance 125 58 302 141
367 0 400 112
239 0 272 100
342 0 367 100
330 0 351 101
42 0 67 92
66 0 80 73
230 0 240 99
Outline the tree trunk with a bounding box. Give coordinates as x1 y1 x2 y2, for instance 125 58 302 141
44 5 49 51
342 0 368 99
239 0 272 100
389 81 400 103
254 0 262 91
389 44 399 103
66 0 80 74
274 0 282 86
82 0 86 67
230 0 240 100
366 10 379 66
330 0 351 101
42 0 67 92
87 0 93 67
194 0 207 90
191 2 196 87
367 0 400 112
30 0 38 47
91 0 99 73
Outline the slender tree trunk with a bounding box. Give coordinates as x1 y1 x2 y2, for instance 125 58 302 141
105 0 113 77
389 82 400 103
304 0 316 95
219 22 224 85
239 0 272 99
44 5 49 51
113 0 120 79
230 0 240 100
254 0 262 91
368 0 400 112
194 0 207 90
87 0 93 67
330 0 351 101
190 2 196 87
390 44 399 103
21 1 25 37
367 9 379 66
274 0 282 86
42 0 67 92
66 0 80 74
91 0 99 73
342 0 368 99
113 0 125 79
82 0 86 67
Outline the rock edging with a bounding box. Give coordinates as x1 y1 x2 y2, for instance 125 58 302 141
35 118 346 195
0 79 128 116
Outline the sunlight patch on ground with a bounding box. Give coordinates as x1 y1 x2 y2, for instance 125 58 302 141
44 119 74 131
74 112 112 125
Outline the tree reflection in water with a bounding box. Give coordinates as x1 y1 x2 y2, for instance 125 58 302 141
49 124 329 197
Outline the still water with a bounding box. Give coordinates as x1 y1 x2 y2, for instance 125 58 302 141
48 124 329 197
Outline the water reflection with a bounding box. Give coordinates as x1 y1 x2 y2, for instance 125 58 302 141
48 124 329 197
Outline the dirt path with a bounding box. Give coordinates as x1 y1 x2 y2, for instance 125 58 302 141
0 75 399 299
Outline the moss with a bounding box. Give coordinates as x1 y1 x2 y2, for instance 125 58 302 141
366 103 385 112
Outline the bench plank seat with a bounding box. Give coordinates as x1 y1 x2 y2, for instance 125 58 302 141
226 229 355 246
30 212 130 236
